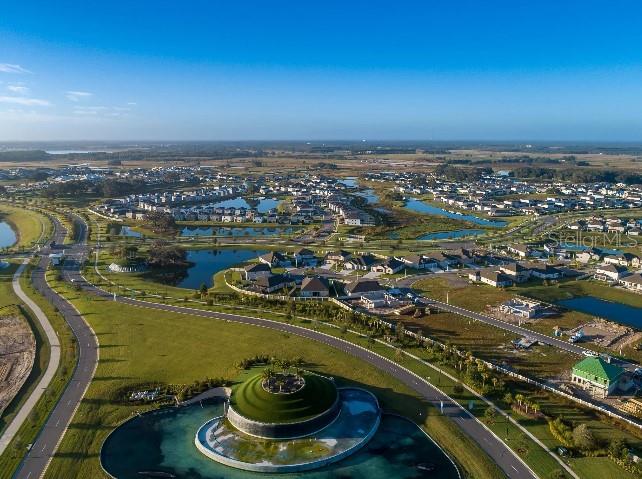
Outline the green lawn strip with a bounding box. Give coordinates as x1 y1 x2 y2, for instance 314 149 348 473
568 456 639 479
0 264 77 479
0 204 50 250
42 276 504 479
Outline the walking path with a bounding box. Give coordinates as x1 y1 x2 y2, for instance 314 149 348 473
0 259 61 456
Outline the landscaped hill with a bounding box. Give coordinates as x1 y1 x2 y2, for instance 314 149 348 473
230 372 338 424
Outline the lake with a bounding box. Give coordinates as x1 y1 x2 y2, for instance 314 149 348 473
101 401 460 479
339 177 358 188
177 248 266 289
180 226 297 237
0 222 17 248
558 296 642 328
355 189 379 204
418 228 487 240
212 197 281 213
559 244 623 256
404 199 507 228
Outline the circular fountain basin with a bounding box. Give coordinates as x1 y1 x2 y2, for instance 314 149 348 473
196 388 380 473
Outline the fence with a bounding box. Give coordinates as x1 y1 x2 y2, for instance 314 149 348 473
224 274 330 302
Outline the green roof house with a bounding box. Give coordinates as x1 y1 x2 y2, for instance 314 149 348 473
571 356 624 398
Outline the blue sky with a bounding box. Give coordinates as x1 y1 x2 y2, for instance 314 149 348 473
1 1 641 141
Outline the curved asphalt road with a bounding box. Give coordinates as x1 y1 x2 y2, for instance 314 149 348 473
16 215 536 479
14 218 99 479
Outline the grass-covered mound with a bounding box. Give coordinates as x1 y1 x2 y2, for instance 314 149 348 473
230 372 338 424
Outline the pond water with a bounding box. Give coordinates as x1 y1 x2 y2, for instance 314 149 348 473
120 226 143 238
101 401 459 479
212 197 281 213
354 189 379 204
418 229 487 241
558 296 642 329
559 244 623 255
180 226 297 237
177 249 266 289
338 177 358 188
404 199 507 228
0 222 17 248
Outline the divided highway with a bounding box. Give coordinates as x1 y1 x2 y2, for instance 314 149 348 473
14 218 99 479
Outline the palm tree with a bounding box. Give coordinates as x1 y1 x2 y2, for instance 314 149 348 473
515 394 525 410
531 403 540 415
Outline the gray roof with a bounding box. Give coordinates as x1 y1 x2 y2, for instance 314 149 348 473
345 279 384 294
301 276 330 292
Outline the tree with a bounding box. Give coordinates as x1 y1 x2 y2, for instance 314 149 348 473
147 241 187 267
515 394 524 409
144 211 177 233
484 406 497 424
608 438 627 459
503 392 514 405
199 283 208 298
572 423 597 451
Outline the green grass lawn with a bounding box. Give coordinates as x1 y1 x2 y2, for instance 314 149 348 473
0 204 50 249
43 274 505 479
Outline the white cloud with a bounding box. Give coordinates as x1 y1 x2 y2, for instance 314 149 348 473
0 63 31 74
0 96 51 106
66 90 93 102
73 105 131 117
7 84 29 95
127 102 137 106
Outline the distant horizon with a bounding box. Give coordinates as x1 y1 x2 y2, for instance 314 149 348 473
3 139 642 146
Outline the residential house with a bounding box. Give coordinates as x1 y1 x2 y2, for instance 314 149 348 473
371 257 405 275
594 264 628 282
345 254 378 271
507 244 531 258
300 276 330 297
527 263 563 280
344 279 385 298
571 356 625 399
469 269 513 288
243 262 272 281
620 273 642 292
603 253 640 268
575 248 602 264
398 254 431 270
259 251 288 267
255 273 296 294
499 263 531 283
325 250 352 264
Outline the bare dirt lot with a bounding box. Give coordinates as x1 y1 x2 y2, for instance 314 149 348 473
0 307 35 416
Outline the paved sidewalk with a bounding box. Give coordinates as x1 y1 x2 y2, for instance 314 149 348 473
0 258 61 456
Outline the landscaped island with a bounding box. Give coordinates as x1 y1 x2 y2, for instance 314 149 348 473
196 369 381 472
